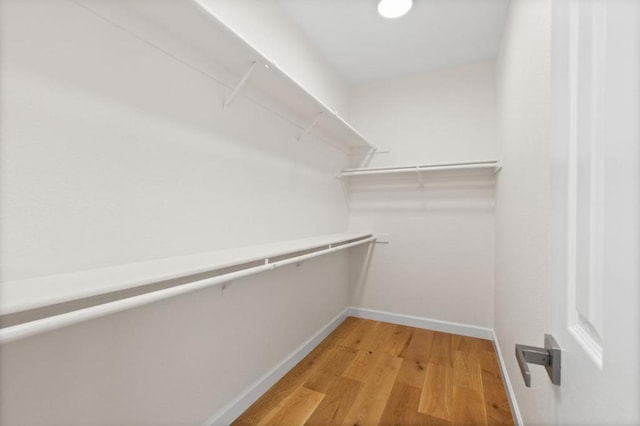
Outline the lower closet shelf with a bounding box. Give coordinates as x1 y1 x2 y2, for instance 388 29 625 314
0 232 375 344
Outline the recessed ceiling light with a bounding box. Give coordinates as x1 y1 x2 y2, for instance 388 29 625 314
377 0 413 19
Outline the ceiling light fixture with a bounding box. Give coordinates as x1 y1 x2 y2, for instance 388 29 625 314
377 0 413 19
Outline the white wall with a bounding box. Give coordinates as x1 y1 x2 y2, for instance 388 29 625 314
0 0 351 423
0 254 350 425
0 0 349 282
198 0 351 118
494 0 552 423
348 61 497 327
349 61 499 168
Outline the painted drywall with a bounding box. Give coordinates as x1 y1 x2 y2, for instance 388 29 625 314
348 61 497 327
348 61 499 168
197 0 351 117
0 0 351 423
494 0 553 423
0 253 350 425
0 0 349 282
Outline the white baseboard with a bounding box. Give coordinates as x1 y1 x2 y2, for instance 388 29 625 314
205 306 521 426
203 307 350 426
492 330 523 426
347 306 494 340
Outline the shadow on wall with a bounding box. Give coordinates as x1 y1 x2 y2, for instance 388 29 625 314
348 242 376 306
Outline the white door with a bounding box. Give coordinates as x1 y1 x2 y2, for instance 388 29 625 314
549 0 640 424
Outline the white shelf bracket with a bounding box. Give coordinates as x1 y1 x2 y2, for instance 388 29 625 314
224 61 257 111
374 233 390 244
298 112 324 142
348 148 390 157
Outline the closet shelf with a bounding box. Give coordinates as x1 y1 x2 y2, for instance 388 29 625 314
78 0 373 150
188 0 374 149
0 232 374 343
341 160 502 178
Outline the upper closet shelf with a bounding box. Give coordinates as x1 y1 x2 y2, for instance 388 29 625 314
341 160 502 178
77 0 373 150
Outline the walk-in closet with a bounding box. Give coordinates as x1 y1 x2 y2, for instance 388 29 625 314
1 0 638 425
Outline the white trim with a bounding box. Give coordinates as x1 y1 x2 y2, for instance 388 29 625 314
569 323 603 368
203 307 350 426
492 330 524 426
347 307 494 340
565 0 605 364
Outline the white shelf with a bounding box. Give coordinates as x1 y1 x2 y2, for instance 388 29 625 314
0 232 375 343
75 0 373 150
0 232 373 317
341 160 502 178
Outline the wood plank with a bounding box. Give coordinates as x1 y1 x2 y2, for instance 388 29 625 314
341 349 381 383
232 343 338 425
256 386 324 426
481 369 514 425
367 320 401 354
304 371 340 394
319 344 359 376
475 337 496 353
339 317 380 351
380 382 447 425
236 320 513 426
328 317 366 346
429 332 453 368
341 352 403 425
305 376 362 425
452 335 480 353
419 363 454 421
304 343 359 394
378 323 413 357
478 346 501 376
453 347 484 393
452 386 489 426
396 328 435 388
423 413 453 426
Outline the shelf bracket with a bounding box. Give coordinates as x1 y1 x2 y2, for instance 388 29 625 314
298 112 324 142
374 233 390 244
348 148 390 156
224 61 257 111
494 159 503 174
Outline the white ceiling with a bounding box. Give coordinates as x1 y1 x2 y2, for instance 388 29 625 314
278 0 510 84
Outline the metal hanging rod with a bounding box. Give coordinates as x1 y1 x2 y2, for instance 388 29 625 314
0 235 375 344
341 160 502 177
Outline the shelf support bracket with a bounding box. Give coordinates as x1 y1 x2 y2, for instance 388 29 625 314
224 61 257 111
298 112 324 142
494 159 503 174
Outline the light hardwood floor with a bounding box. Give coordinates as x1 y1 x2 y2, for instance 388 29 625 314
233 317 513 425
